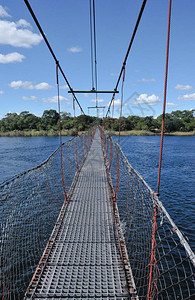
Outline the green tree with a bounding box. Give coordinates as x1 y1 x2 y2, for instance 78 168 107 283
41 109 59 130
17 111 40 130
61 112 71 120
1 113 20 131
157 113 184 132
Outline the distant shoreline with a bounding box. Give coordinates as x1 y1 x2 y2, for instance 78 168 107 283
111 130 195 136
0 130 194 137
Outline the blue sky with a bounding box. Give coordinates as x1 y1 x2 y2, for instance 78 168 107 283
0 0 195 119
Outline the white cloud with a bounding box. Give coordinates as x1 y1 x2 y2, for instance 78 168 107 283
0 5 11 18
9 81 53 90
138 78 156 82
0 19 42 48
108 99 121 107
178 93 195 101
67 46 82 53
34 82 53 90
42 96 69 103
132 94 161 106
167 102 178 107
90 98 105 103
16 19 32 29
0 90 4 94
61 84 68 90
22 96 38 101
9 80 33 89
174 84 193 91
0 52 25 63
114 99 121 106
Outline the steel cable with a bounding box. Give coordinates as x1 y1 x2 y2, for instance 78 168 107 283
106 0 147 117
24 0 85 115
157 0 172 195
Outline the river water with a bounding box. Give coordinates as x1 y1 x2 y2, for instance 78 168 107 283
0 135 194 251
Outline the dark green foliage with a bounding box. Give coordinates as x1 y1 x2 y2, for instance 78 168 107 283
41 109 59 130
156 110 195 132
0 109 194 133
0 111 41 131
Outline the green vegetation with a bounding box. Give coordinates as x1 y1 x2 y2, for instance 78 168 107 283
0 109 194 136
0 110 98 136
105 110 195 133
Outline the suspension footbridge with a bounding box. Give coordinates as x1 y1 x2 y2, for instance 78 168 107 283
1 127 194 299
24 128 137 299
0 0 194 299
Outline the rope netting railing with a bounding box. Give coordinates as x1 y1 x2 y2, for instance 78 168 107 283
0 128 95 299
100 126 195 300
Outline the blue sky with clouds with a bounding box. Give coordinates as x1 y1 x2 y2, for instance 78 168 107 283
0 0 195 119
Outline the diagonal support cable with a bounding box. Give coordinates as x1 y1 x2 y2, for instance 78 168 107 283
24 0 85 115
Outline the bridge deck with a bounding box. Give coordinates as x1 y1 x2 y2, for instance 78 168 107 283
25 129 137 299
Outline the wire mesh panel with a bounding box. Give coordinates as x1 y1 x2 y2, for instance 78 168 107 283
0 130 94 299
100 127 195 300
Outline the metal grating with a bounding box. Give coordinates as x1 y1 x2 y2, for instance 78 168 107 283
25 129 137 299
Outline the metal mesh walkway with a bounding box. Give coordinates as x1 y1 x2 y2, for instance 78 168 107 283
25 129 137 299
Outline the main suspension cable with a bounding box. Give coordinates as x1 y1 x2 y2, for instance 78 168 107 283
106 0 147 117
89 0 99 117
24 0 85 115
89 0 95 91
92 0 98 93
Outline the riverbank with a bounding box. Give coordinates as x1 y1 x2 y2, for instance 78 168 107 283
0 129 195 137
111 130 195 136
0 129 74 137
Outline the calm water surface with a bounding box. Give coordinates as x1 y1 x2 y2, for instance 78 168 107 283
0 135 194 250
117 135 195 251
0 136 70 181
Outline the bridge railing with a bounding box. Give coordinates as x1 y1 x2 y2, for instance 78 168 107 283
0 128 95 299
100 127 195 300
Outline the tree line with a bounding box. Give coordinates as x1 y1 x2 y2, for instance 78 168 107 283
0 109 194 134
